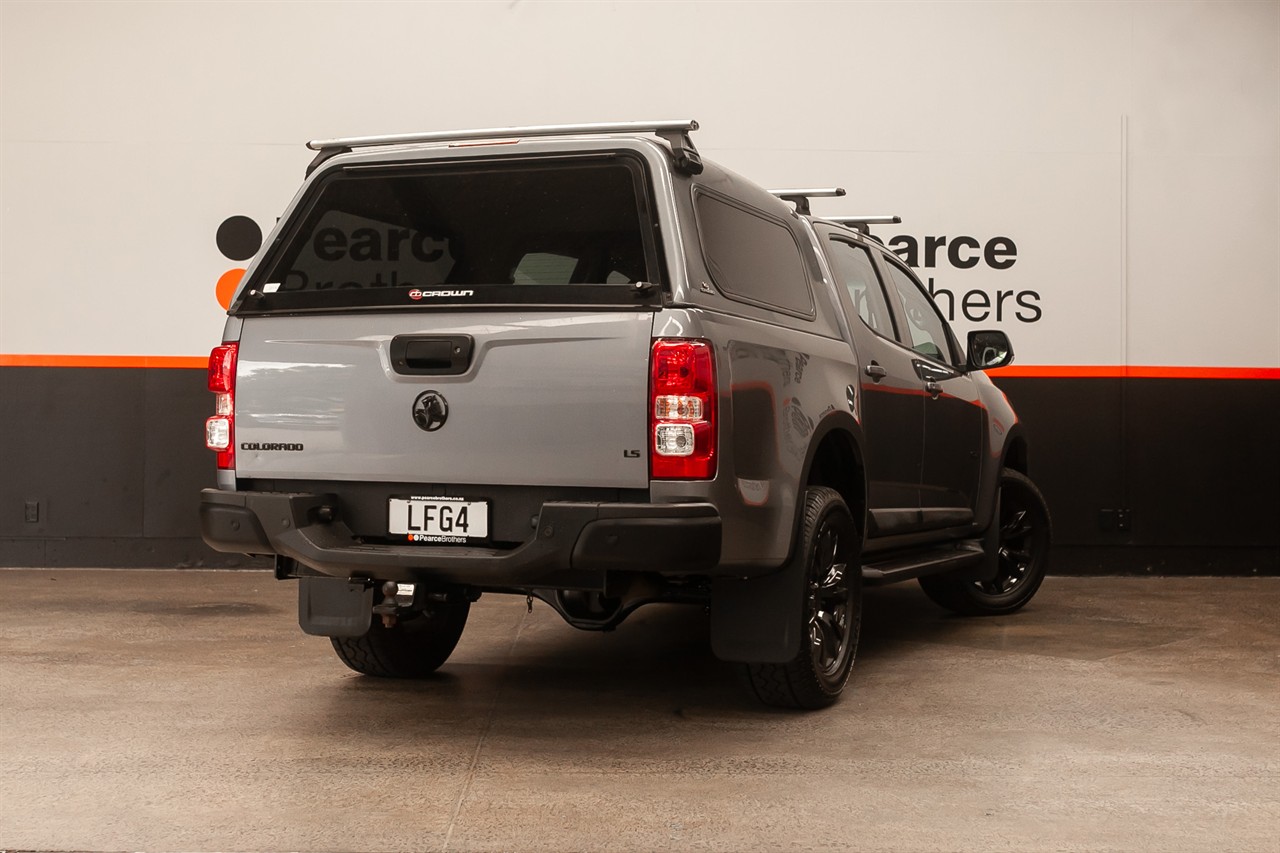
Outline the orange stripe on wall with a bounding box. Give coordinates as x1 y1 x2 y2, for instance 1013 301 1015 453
0 354 207 369
988 365 1280 380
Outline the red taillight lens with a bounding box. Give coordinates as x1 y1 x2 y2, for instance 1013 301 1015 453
208 344 236 393
650 339 716 479
205 343 238 469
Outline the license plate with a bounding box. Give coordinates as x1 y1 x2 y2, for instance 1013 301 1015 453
389 496 489 543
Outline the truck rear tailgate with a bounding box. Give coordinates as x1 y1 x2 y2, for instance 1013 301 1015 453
234 310 654 489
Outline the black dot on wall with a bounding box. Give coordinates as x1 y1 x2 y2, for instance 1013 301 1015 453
216 216 263 261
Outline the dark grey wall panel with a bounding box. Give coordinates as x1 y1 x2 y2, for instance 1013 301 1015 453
994 375 1279 574
0 366 262 567
142 368 218 538
995 378 1125 546
0 366 1276 572
1124 379 1280 548
0 367 145 538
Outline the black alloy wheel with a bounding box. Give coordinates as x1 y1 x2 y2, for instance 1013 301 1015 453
743 487 862 709
919 469 1052 616
808 519 856 684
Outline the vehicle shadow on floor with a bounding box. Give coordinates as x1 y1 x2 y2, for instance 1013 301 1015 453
312 581 975 723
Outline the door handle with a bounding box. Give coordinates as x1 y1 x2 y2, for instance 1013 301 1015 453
925 380 942 399
390 335 474 376
864 363 887 382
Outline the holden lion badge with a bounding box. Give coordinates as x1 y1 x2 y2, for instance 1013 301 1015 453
412 391 449 432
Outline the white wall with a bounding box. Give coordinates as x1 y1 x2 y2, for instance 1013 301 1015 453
2 0 1276 369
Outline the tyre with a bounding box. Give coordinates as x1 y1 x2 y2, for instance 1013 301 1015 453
743 487 862 710
330 600 469 677
919 468 1051 616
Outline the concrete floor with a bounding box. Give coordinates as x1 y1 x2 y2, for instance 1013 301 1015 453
0 571 1276 853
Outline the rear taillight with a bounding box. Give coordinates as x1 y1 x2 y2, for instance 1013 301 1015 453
650 339 716 480
205 343 238 469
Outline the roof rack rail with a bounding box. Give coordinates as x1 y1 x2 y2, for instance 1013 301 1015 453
304 119 703 177
824 215 902 236
769 187 846 215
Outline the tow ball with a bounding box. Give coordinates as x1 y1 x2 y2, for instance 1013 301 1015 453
369 581 472 627
371 581 414 628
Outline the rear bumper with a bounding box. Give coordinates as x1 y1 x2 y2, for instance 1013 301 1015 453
199 488 721 587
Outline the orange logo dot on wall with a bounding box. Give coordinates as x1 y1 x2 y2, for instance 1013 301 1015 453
215 216 263 309
216 268 245 309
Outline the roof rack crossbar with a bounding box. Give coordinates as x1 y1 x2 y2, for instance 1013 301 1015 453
306 120 699 152
768 187 846 215
823 214 901 237
825 215 902 225
304 119 702 177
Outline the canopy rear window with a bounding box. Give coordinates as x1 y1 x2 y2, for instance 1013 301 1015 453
234 156 662 314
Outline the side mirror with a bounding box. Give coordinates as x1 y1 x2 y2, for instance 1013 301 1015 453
966 330 1014 371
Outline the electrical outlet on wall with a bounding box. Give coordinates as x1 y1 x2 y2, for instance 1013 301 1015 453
1098 508 1133 533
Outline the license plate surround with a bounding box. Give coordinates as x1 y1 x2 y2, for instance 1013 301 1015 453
388 495 489 543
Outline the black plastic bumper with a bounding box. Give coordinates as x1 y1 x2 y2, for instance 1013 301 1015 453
199 488 721 587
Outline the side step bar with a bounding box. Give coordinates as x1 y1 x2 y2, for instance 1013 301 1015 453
861 542 985 587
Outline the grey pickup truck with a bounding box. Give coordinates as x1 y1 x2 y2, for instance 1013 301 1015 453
200 120 1050 709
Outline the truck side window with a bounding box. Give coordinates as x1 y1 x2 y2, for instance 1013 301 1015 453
694 191 814 317
882 259 955 365
825 239 896 338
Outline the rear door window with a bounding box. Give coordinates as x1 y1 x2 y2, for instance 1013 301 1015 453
234 156 662 313
880 257 959 365
825 238 897 338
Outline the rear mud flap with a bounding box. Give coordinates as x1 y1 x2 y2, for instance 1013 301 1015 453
299 576 374 637
709 564 805 664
